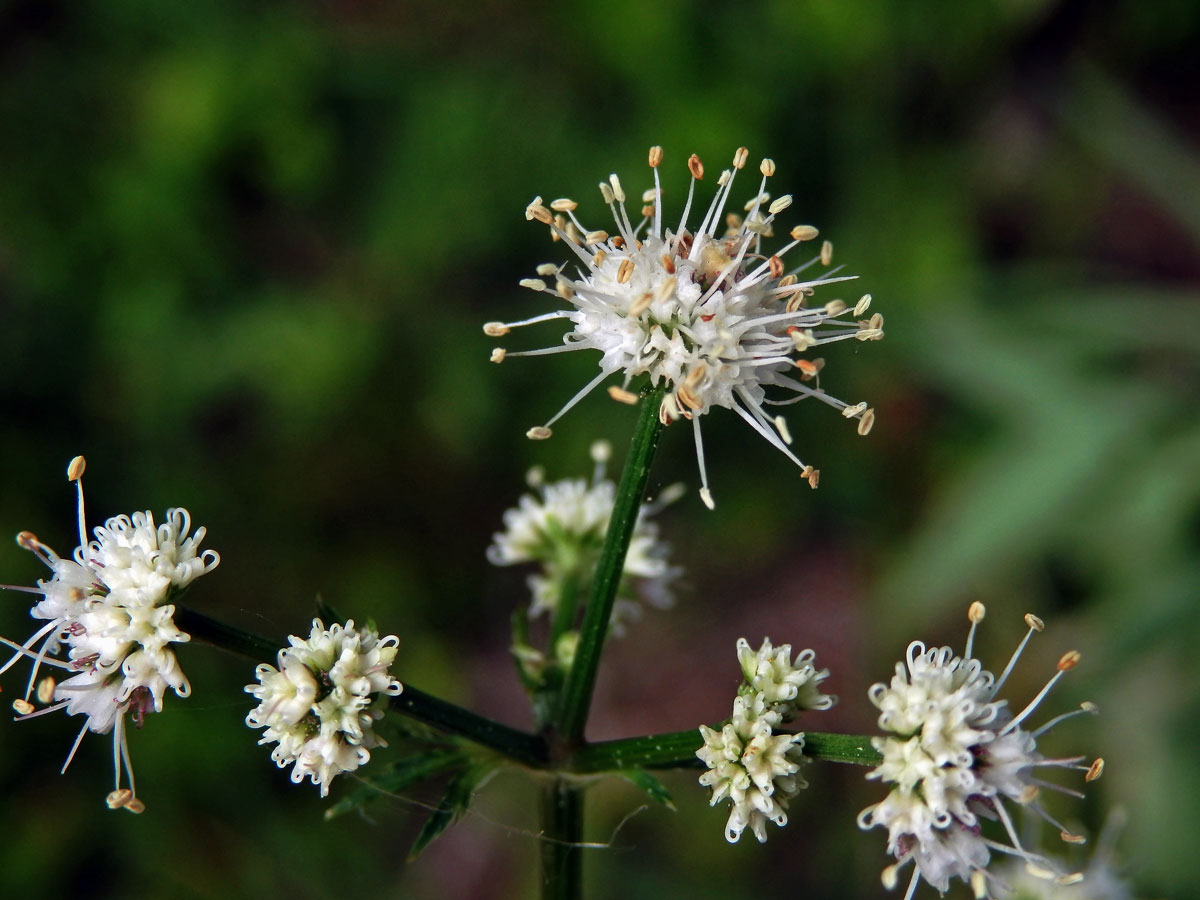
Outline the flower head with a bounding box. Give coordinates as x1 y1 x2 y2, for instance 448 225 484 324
0 456 219 812
487 440 681 633
698 636 834 843
487 146 883 508
858 603 1103 900
245 618 403 797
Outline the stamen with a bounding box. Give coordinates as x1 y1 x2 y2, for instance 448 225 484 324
992 615 1042 693
490 348 507 364
68 456 88 549
693 417 714 510
607 386 638 405
965 601 986 658
1085 757 1104 781
857 408 876 436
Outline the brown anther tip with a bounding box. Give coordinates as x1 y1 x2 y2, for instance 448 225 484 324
1060 831 1087 845
768 255 784 279
1085 757 1104 781
12 699 34 715
1024 613 1045 632
483 322 509 337
526 426 553 441
820 239 833 266
687 153 704 180
759 157 775 177
968 601 986 624
489 348 506 364
67 455 86 481
1057 650 1081 671
790 224 819 242
607 386 639 405
648 145 663 168
16 531 38 549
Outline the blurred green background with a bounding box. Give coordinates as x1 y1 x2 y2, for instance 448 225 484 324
1 0 1196 897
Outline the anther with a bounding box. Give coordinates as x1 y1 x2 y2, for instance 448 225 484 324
1017 785 1039 804
768 195 792 215
801 465 820 489
661 254 676 274
590 440 612 464
778 274 797 287
824 298 847 316
585 230 609 245
658 394 680 425
592 249 607 267
820 240 833 266
677 385 702 410
970 871 988 900
125 798 146 814
699 487 715 510
795 359 821 377
768 255 784 279
757 157 773 177
1057 650 1081 671
969 601 987 623
726 213 743 231
733 147 749 170
536 263 559 277
549 198 577 212
717 169 730 187
107 789 134 810
1024 613 1045 632
1081 700 1099 714
67 456 86 482
526 426 553 441
628 292 653 317
557 282 575 299
687 154 704 180
648 145 663 168
857 408 876 436
16 531 39 549
483 322 509 337
1085 757 1104 781
489 348 506 364
608 386 639 405
641 205 655 218
1055 873 1085 886
599 182 615 205
525 199 553 225
853 294 872 316
790 225 819 241
789 328 815 350
36 677 55 705
519 278 546 291
881 864 899 890
774 415 793 445
616 258 635 284
1060 831 1086 844
12 699 34 715
655 276 677 303
842 402 868 418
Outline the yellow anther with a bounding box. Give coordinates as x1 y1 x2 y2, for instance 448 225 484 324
607 386 639 405
733 147 749 170
969 601 987 623
1024 613 1045 632
549 198 577 212
483 322 509 337
759 157 775 177
648 145 663 168
489 348 506 364
67 456 86 481
526 426 553 441
519 278 546 291
768 194 792 215
820 240 833 266
36 677 55 705
585 230 609 245
1085 757 1104 781
857 408 876 436
616 258 635 284
1057 650 1081 671
824 298 847 316
608 174 626 204
790 225 819 241
12 699 34 715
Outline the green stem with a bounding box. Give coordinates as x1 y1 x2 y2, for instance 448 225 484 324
547 570 581 658
554 385 666 744
178 607 548 767
568 728 882 772
540 777 583 900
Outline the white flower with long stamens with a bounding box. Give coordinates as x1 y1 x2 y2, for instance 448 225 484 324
245 618 403 797
486 146 883 509
487 440 682 633
858 603 1104 900
0 456 220 813
698 636 833 843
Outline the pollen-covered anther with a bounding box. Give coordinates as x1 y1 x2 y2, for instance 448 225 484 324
790 225 819 241
795 359 821 377
1085 757 1105 782
768 195 792 215
842 401 868 418
12 699 34 715
648 145 663 168
658 394 681 425
801 465 820 489
768 255 785 278
856 408 876 436
969 601 987 623
585 230 609 245
608 386 639 405
611 235 627 250
617 258 635 284
1057 650 1082 671
483 322 510 337
549 198 577 212
759 157 775 177
1024 613 1045 632
688 153 704 180
490 348 507 364
519 278 546 291
526 426 553 441
36 677 55 705
881 863 900 890
557 281 575 300
820 240 833 266
67 455 86 481
824 298 847 316
1056 873 1086 886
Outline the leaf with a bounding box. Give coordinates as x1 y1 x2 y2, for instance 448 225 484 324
407 763 495 861
617 769 675 811
324 749 465 820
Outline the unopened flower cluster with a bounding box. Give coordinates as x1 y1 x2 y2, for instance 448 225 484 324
246 618 403 797
697 637 833 843
487 440 681 635
0 457 219 813
486 146 883 508
858 604 1103 900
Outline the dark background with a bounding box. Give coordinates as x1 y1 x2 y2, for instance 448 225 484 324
1 1 1196 897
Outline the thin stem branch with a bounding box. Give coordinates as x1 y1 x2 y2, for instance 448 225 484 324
554 385 666 744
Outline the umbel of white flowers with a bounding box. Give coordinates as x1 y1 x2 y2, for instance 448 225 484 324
697 637 834 843
858 603 1104 900
245 618 403 797
487 439 682 637
0 456 220 813
486 146 883 509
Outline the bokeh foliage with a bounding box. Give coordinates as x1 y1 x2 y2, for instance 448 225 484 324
1 1 1196 897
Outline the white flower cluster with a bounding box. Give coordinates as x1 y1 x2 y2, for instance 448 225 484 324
858 603 1103 900
486 146 883 509
245 618 403 797
487 440 681 633
0 457 219 813
697 637 833 843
